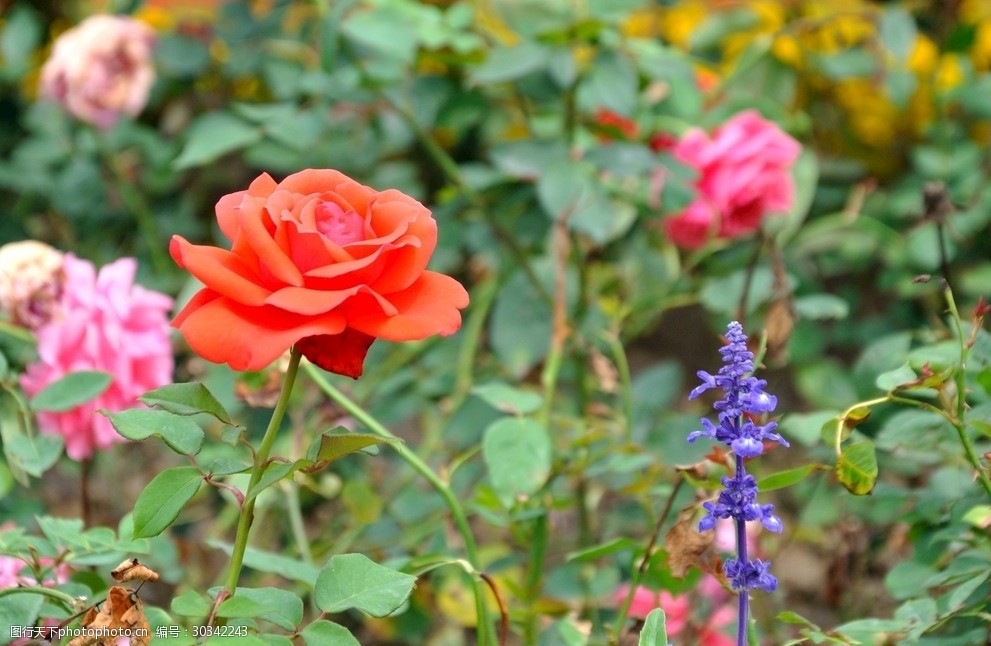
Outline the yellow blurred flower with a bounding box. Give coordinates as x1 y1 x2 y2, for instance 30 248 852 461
908 34 938 76
621 7 661 39
772 33 803 67
660 1 707 50
971 20 991 71
935 53 965 92
960 0 991 24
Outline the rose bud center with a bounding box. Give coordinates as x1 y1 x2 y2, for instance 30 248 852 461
316 201 365 246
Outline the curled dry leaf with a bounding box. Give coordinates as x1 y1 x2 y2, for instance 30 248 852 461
67 585 151 646
664 505 714 578
111 558 160 583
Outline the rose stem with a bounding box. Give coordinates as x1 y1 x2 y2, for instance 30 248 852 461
612 477 685 644
223 348 302 597
302 361 495 646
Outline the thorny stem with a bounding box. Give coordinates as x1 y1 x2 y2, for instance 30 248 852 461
0 585 80 609
302 362 495 646
98 141 171 276
943 287 991 499
612 477 686 644
223 348 302 598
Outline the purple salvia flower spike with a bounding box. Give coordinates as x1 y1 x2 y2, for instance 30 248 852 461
687 321 786 646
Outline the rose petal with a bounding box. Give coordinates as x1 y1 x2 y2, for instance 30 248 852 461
169 236 270 305
265 284 397 317
235 201 304 286
172 291 346 371
278 169 357 196
349 271 468 341
297 328 376 379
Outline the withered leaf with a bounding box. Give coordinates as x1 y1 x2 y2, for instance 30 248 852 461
111 558 160 583
67 586 151 646
664 505 714 578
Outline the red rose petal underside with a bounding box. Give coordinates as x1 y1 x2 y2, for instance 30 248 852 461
297 328 376 379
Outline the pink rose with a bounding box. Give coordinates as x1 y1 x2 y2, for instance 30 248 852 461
664 110 801 249
39 15 155 129
0 241 64 329
612 584 690 635
20 255 173 460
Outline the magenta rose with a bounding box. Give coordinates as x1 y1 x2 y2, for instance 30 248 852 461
664 110 801 249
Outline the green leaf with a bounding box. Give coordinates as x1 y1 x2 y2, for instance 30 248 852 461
307 431 393 464
836 440 878 495
577 51 638 115
103 408 204 455
638 609 668 646
342 5 418 63
884 561 936 600
0 593 43 642
207 540 317 586
779 410 838 447
300 620 360 646
6 434 63 477
173 111 262 170
566 537 638 562
482 417 552 506
315 553 417 617
133 466 203 538
171 589 211 617
219 588 303 630
0 5 42 76
140 383 233 424
472 382 543 415
246 460 310 503
471 41 549 84
758 464 825 491
29 371 113 412
793 294 849 320
879 7 917 59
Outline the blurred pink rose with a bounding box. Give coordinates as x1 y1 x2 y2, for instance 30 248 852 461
39 15 155 129
664 110 800 249
21 255 173 461
699 604 736 646
613 584 689 634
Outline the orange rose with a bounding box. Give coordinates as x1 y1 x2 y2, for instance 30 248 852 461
170 169 469 378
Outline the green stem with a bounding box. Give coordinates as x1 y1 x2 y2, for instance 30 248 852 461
284 481 314 566
612 478 685 644
302 362 494 646
604 332 635 440
523 510 549 643
224 348 302 596
943 288 991 499
97 139 170 276
0 585 79 610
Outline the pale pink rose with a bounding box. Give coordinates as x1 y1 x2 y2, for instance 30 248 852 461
0 241 64 329
612 584 690 635
21 255 173 460
39 15 155 129
664 110 801 249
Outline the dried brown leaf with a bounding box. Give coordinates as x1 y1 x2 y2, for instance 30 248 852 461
664 506 714 578
111 558 160 583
